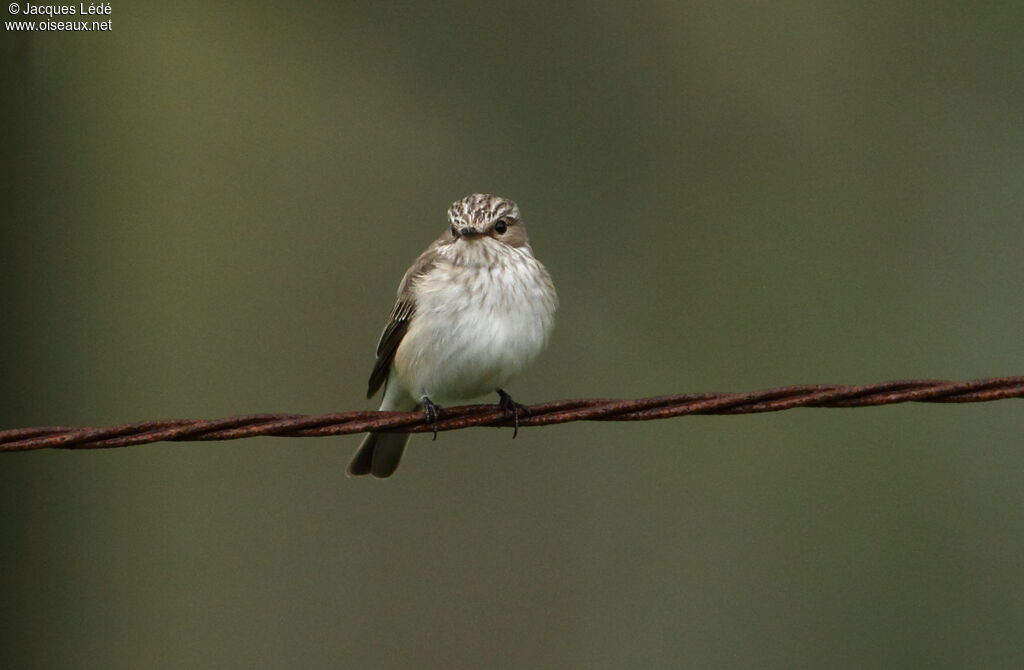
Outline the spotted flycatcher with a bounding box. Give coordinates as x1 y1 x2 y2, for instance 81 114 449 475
348 194 558 478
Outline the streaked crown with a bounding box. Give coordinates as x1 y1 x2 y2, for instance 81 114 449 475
448 194 520 229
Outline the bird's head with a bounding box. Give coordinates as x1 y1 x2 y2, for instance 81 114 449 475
445 193 530 249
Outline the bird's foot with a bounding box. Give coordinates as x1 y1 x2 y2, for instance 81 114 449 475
497 389 530 439
421 396 443 440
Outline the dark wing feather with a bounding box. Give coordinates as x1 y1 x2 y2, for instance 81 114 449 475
365 244 442 399
366 299 413 398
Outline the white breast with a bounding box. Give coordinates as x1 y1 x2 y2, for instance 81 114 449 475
392 242 557 404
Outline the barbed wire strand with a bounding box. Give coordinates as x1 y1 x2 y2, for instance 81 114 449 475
1 376 1021 453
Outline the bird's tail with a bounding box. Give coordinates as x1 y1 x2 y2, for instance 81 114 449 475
347 431 409 478
347 390 416 478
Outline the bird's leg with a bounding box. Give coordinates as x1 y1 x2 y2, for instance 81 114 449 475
496 389 530 439
421 396 443 440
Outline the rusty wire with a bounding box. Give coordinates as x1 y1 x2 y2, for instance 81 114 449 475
1 376 1021 453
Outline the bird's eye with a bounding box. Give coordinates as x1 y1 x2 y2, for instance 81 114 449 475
451 224 458 237
494 220 508 234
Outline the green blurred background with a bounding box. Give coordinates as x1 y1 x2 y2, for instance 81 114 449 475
3 2 1024 667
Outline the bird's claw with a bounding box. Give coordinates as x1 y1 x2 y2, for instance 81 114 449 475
421 396 443 440
497 389 530 438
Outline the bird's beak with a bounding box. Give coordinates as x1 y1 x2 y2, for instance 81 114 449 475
459 227 481 238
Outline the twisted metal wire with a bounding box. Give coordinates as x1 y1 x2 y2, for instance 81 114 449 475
1 376 1020 453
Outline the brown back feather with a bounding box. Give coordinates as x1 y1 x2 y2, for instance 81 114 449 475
365 241 444 398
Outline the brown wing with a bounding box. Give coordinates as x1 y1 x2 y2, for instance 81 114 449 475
365 244 442 398
366 298 413 398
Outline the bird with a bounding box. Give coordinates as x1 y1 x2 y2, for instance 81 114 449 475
348 193 558 478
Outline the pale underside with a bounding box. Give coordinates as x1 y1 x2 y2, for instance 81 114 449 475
370 235 557 410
